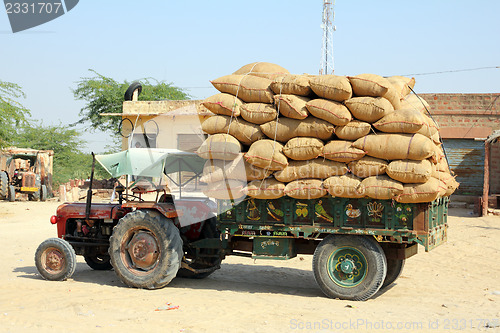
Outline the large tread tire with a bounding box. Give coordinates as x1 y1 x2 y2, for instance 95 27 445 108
35 238 77 281
382 259 405 289
177 216 221 279
84 254 113 270
0 171 8 200
109 210 182 289
313 235 387 301
8 185 15 202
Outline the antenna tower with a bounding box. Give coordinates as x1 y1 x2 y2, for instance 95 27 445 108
319 0 335 75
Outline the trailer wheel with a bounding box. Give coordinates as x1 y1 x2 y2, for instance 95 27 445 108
84 254 113 270
35 238 77 281
382 259 405 289
8 185 15 202
177 216 221 279
313 235 387 301
0 171 8 200
109 210 182 289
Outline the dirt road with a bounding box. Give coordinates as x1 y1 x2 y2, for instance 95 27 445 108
0 200 499 332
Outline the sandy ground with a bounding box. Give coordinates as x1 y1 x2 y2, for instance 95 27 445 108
0 200 499 333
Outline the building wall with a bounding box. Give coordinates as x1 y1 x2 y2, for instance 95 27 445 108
420 93 500 194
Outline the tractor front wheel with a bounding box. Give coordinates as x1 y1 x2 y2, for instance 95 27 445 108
35 238 77 281
8 185 15 202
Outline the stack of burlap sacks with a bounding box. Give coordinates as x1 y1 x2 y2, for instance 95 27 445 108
196 62 459 203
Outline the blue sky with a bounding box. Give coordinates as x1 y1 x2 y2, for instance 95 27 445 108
1 0 499 152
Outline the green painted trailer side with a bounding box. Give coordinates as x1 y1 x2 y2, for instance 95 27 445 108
217 196 448 259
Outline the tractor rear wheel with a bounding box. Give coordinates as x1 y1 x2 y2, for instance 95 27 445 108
0 171 8 200
109 210 183 289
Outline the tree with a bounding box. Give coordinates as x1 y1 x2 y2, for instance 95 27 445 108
72 70 190 134
0 80 31 147
11 123 109 185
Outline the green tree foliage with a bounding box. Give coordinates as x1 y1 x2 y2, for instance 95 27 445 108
0 80 31 147
72 69 190 133
11 123 109 185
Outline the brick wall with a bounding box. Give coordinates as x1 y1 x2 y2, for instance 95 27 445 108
420 93 500 194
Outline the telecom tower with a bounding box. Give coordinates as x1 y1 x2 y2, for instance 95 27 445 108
319 0 335 75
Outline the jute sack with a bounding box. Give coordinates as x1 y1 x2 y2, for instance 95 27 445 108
432 170 459 196
373 109 425 134
387 76 415 98
201 115 265 145
245 140 288 171
348 74 391 97
435 178 448 197
335 120 371 141
382 84 402 110
359 175 403 200
270 75 312 96
274 159 347 182
203 179 246 200
400 94 430 113
233 62 290 80
353 133 435 160
324 174 364 198
211 75 274 103
386 159 432 183
202 93 242 117
322 140 365 163
416 114 439 139
345 97 394 123
240 103 277 125
305 99 352 126
284 179 327 199
395 177 440 203
309 75 352 102
200 154 272 183
197 134 241 160
348 156 388 178
246 178 285 199
444 177 460 196
260 117 335 142
274 94 310 119
283 137 324 160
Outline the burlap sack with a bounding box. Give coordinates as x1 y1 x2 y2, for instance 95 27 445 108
353 133 435 160
444 177 460 196
400 94 430 114
233 62 290 80
322 140 366 163
274 94 310 119
359 175 403 200
345 97 394 123
435 178 448 197
335 120 372 141
348 156 388 178
432 170 459 196
200 154 272 183
203 179 246 200
260 117 335 142
373 109 425 134
348 74 391 97
324 174 364 198
245 140 288 171
387 76 415 98
240 103 278 125
396 178 440 203
416 114 439 139
274 159 347 182
246 178 285 199
211 75 274 103
305 99 352 126
201 115 265 145
202 93 242 117
270 75 312 96
386 159 432 183
283 137 324 160
284 179 327 199
309 75 352 102
197 134 241 160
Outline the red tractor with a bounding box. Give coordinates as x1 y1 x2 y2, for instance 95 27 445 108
35 150 222 288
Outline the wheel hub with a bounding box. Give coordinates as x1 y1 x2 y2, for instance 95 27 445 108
339 258 356 274
127 231 159 270
45 249 64 272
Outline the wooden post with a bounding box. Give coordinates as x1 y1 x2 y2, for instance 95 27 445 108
482 142 490 216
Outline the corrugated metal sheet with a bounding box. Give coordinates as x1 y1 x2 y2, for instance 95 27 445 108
442 139 485 195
